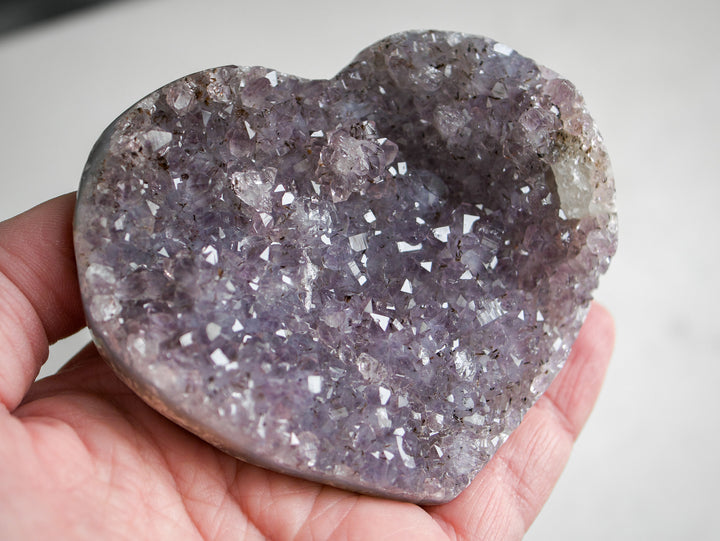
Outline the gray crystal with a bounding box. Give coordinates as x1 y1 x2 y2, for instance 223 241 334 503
74 30 617 504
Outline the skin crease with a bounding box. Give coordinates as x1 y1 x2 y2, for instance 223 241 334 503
0 193 615 541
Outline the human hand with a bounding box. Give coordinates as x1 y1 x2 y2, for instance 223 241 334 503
0 194 614 540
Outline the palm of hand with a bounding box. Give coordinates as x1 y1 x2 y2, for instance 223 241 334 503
0 195 614 540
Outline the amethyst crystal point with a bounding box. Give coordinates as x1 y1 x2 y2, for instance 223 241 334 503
74 30 616 504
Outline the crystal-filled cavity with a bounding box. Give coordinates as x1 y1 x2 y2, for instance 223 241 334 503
74 30 617 504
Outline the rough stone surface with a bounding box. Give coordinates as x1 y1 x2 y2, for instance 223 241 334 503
74 30 617 504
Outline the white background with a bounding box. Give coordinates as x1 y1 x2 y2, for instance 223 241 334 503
1 0 717 538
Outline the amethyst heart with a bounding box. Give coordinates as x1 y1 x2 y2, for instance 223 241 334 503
74 30 616 504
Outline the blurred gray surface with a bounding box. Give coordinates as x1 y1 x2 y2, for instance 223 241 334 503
1 0 718 538
0 0 116 36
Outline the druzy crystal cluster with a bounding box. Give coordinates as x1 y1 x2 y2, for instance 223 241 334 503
74 30 616 504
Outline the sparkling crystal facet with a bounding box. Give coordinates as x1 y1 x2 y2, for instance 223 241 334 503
74 30 617 504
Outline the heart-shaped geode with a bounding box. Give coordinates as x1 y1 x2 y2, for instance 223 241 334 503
74 30 616 504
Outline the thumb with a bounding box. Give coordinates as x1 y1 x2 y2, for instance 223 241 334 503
0 193 85 411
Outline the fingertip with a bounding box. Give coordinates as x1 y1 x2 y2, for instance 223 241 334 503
585 302 615 354
0 193 84 343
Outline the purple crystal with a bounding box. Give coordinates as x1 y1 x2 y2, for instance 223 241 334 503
74 30 616 504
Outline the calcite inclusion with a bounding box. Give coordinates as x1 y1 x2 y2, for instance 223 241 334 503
74 30 616 504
